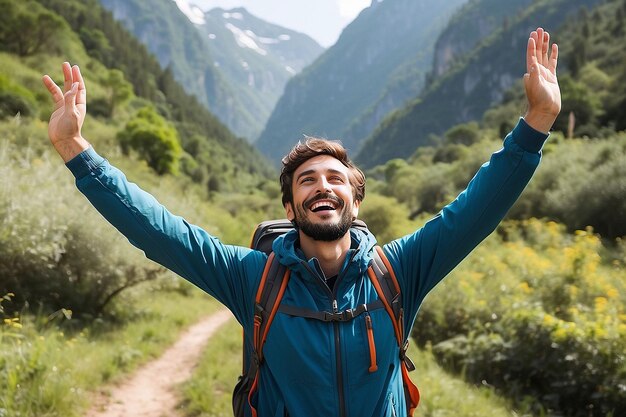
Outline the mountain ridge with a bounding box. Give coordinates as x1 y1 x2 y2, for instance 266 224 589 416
99 0 323 141
356 0 605 167
256 0 468 164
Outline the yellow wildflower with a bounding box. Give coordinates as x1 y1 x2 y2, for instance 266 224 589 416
518 282 532 294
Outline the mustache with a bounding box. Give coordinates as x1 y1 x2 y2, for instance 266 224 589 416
304 193 344 210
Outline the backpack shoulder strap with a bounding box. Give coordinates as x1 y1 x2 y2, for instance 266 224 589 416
367 245 421 415
244 251 290 417
253 252 290 358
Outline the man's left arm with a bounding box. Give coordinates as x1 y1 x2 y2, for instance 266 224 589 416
384 28 561 325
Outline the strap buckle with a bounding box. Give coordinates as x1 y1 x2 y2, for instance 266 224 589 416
323 308 356 322
399 340 416 372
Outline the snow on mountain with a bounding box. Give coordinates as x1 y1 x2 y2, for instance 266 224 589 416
224 23 268 55
172 0 205 25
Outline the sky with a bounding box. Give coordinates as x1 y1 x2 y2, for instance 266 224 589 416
192 0 371 47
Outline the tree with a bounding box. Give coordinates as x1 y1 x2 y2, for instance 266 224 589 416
552 76 598 134
0 0 65 56
444 122 481 146
118 107 183 175
101 69 133 117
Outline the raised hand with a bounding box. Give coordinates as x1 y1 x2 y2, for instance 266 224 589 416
523 28 561 133
42 62 90 162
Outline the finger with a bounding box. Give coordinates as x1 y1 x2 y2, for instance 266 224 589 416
535 28 544 65
64 82 79 114
42 74 64 103
63 62 73 92
526 36 536 74
72 65 87 105
542 31 550 67
549 43 558 73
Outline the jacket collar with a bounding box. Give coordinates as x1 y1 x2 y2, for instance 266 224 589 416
272 226 377 283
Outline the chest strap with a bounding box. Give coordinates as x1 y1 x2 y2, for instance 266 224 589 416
278 299 385 322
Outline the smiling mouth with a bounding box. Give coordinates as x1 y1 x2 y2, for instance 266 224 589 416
310 200 338 212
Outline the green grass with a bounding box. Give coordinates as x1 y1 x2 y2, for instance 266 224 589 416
0 285 222 417
178 320 520 417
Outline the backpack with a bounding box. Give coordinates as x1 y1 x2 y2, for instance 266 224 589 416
232 219 420 417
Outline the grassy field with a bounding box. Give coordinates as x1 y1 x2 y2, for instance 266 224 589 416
0 284 221 417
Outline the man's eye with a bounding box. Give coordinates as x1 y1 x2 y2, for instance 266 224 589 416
301 177 314 183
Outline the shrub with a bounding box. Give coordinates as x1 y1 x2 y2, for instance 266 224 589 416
0 74 37 119
117 106 182 175
444 122 481 146
412 219 626 416
0 137 165 318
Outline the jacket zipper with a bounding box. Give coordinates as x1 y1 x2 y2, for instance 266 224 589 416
330 249 358 417
300 249 358 417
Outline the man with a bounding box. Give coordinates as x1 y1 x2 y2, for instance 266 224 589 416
43 28 560 417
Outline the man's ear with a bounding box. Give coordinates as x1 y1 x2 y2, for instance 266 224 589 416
352 200 360 221
285 202 295 221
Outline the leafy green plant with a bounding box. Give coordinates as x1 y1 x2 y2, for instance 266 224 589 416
413 219 626 416
117 106 182 175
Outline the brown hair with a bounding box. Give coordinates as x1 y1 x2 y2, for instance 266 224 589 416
280 137 365 207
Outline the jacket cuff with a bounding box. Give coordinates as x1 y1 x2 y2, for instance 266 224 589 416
511 118 549 153
65 147 106 179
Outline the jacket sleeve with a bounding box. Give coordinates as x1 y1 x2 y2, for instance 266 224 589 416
383 118 548 328
65 147 265 326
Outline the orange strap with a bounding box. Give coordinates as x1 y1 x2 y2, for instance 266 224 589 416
369 247 421 415
365 314 378 372
248 255 291 416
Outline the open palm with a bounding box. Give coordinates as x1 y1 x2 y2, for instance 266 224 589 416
524 28 561 120
42 62 86 146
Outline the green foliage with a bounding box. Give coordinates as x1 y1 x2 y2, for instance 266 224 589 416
0 74 38 119
511 133 626 239
36 0 275 190
374 134 498 218
0 129 167 318
356 0 606 168
0 288 221 417
377 124 626 239
100 68 133 117
444 121 481 146
553 75 599 134
358 194 417 244
0 0 66 57
118 106 182 175
413 218 626 416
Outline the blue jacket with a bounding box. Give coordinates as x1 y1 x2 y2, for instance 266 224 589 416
66 119 547 417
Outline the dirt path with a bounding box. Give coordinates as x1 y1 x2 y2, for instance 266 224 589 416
86 309 233 417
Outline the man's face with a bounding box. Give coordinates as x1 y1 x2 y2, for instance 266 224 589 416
285 155 360 242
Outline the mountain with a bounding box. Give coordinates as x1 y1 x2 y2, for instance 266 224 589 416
198 7 324 141
256 0 468 164
99 0 323 141
28 0 273 188
356 0 605 167
432 0 534 77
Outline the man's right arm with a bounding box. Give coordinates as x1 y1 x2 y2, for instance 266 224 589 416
42 63 265 324
66 147 266 324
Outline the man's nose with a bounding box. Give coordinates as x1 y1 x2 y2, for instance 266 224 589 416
317 176 332 193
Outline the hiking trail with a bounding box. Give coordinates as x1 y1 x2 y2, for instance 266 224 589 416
86 309 233 417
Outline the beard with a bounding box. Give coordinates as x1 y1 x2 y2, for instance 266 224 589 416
293 194 353 242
